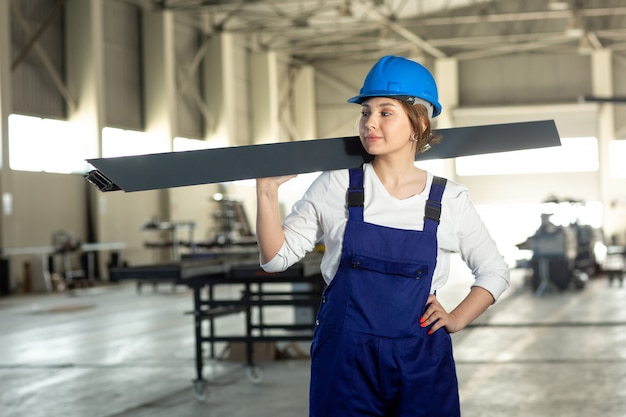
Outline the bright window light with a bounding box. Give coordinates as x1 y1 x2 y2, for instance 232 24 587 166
609 140 626 179
8 114 89 174
456 137 598 176
102 127 168 158
173 137 212 152
174 135 230 152
415 159 446 177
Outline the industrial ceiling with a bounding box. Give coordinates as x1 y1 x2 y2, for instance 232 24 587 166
144 0 626 65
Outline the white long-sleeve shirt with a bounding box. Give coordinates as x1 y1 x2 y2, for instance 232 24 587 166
261 163 510 301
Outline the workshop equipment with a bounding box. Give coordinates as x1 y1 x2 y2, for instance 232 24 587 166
109 250 323 401
603 244 625 286
520 198 602 294
141 218 196 261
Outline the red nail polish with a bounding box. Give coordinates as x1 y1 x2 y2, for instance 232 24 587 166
428 329 433 335
419 316 426 323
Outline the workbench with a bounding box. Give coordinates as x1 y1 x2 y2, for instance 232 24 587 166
109 251 323 400
1 242 127 293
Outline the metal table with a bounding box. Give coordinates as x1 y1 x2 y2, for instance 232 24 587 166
109 251 323 400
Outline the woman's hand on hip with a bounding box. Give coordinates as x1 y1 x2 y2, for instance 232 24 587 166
420 287 494 335
420 294 461 335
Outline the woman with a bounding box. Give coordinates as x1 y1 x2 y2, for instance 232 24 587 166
256 55 510 417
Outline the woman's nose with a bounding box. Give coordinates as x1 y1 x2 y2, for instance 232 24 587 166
365 115 377 128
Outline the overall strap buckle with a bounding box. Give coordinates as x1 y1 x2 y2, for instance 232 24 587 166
424 176 447 225
425 201 442 224
347 187 364 207
348 167 365 222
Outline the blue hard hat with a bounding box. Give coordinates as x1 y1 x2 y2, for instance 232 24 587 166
347 55 442 117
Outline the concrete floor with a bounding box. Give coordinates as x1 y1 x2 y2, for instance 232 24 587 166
2 257 626 417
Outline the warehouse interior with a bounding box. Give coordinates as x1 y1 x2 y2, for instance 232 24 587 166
2 0 626 416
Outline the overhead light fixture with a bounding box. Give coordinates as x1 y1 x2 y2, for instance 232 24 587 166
566 26 584 38
548 0 569 11
565 12 584 38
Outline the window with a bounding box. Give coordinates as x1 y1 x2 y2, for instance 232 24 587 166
8 114 89 174
455 137 599 176
101 127 168 158
173 136 228 152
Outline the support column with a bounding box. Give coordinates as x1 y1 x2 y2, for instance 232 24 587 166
434 58 459 130
591 49 620 239
66 0 106 159
204 32 238 147
0 0 12 251
292 65 317 140
434 57 459 179
249 51 280 145
66 0 108 250
143 9 178 236
143 10 177 151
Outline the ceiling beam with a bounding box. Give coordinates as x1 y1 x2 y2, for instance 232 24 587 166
454 34 575 60
351 0 447 59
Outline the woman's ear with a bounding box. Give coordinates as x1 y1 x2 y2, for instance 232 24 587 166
420 119 429 136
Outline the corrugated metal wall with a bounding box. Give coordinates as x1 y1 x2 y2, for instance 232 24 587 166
103 0 143 130
459 53 592 106
11 0 66 119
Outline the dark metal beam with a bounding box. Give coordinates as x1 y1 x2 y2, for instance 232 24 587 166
86 120 561 192
584 95 626 103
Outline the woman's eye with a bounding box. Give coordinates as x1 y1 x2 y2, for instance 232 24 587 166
361 111 370 117
381 111 391 117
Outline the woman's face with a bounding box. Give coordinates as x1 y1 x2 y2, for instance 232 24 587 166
358 97 416 157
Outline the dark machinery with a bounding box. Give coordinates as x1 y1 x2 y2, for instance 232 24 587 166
519 198 602 294
524 217 581 294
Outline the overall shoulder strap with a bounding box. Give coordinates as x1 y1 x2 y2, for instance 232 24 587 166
424 176 447 232
347 167 364 222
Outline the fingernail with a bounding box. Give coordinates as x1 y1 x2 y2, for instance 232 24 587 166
428 329 433 335
419 316 426 323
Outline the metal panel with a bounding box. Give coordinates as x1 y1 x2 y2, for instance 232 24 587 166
103 0 143 130
86 120 561 192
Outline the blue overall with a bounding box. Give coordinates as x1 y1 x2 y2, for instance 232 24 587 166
309 167 460 417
